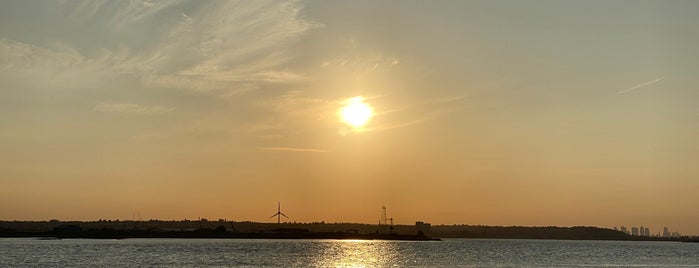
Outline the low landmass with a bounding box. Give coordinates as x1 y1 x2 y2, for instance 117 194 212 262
0 220 696 242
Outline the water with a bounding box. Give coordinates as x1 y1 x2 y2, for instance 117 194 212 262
1 238 698 267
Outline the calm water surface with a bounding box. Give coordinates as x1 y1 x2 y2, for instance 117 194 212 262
1 238 698 267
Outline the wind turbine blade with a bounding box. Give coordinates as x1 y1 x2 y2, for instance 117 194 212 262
270 213 279 218
280 213 288 218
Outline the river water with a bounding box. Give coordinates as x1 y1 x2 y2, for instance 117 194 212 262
1 238 698 267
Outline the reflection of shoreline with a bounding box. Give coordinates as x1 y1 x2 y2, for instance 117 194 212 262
1 228 440 241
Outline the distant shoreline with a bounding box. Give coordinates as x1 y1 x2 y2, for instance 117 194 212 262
1 220 696 242
1 229 439 241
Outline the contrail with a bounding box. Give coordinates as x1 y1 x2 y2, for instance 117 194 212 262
259 147 330 153
617 77 664 95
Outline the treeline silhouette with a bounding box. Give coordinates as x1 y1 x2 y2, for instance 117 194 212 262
431 225 630 240
1 220 695 242
0 222 436 240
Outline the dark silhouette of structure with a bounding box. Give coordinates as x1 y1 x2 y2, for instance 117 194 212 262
270 202 288 224
380 206 394 234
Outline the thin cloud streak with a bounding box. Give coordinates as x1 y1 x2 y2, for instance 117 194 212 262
259 147 330 153
367 95 466 132
94 102 174 115
617 77 664 95
427 95 468 104
369 107 463 132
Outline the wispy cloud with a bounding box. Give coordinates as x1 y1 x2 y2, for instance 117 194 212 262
1 1 318 97
62 0 188 29
254 90 335 116
617 77 664 95
360 95 466 133
0 38 157 88
259 147 330 153
369 106 463 132
142 1 319 96
428 95 468 104
94 102 174 115
321 54 400 72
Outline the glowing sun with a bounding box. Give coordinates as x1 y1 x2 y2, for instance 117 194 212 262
340 97 373 128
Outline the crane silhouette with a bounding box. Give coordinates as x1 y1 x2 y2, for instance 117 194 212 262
270 202 288 224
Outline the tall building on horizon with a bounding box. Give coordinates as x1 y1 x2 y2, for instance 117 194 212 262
631 227 639 236
663 227 670 237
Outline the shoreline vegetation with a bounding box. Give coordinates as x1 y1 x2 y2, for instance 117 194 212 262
1 220 697 242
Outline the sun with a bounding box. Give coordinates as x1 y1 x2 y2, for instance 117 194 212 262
340 97 373 128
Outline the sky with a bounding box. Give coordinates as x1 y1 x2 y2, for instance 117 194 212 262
1 0 698 235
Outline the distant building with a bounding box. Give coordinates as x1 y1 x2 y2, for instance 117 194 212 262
415 221 431 233
631 227 639 236
620 226 628 234
643 227 650 237
663 227 669 238
639 226 645 236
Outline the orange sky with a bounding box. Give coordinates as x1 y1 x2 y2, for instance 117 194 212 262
1 1 698 235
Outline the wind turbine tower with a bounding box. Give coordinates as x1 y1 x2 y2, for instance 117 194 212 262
270 202 289 224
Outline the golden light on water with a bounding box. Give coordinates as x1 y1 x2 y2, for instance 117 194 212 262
313 240 399 267
340 97 373 128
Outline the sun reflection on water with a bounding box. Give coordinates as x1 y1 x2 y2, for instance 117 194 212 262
312 240 399 268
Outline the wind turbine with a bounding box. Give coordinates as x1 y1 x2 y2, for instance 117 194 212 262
270 202 288 224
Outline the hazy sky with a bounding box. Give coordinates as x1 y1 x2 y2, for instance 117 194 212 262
1 0 698 234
